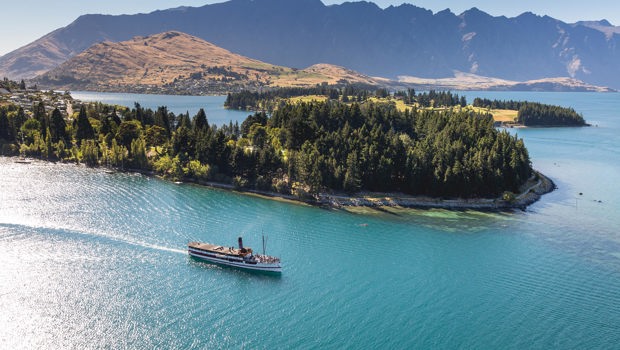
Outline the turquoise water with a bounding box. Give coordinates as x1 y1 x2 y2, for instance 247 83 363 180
71 91 251 125
1 92 620 348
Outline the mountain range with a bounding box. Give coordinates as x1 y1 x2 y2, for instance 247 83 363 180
2 0 620 89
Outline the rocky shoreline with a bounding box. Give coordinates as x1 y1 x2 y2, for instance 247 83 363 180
188 170 555 212
318 173 554 211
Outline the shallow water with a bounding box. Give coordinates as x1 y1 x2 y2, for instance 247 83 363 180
1 92 619 348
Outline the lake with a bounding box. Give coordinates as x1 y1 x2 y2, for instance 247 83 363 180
1 92 619 348
71 90 252 125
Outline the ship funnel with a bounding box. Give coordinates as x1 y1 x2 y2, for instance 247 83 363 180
238 236 244 250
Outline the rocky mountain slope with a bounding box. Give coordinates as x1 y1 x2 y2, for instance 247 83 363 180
4 0 618 89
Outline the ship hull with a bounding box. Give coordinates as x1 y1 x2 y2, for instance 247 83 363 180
188 246 282 273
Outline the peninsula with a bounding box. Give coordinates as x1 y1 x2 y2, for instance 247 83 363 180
226 88 589 128
0 83 559 210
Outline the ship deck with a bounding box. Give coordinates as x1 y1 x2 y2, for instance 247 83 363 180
188 241 280 263
188 242 241 256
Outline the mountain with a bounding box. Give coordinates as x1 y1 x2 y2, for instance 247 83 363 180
574 20 620 39
3 0 620 89
35 31 384 94
398 72 614 92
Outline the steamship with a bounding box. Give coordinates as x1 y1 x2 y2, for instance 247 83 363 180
188 237 282 273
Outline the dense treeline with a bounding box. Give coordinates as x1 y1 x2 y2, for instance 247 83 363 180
517 103 586 126
1 97 531 199
473 98 527 110
413 90 467 108
473 98 586 126
224 84 375 110
266 101 529 197
393 89 467 107
0 77 26 91
226 87 468 111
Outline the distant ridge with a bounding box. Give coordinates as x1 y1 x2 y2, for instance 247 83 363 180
573 20 620 39
398 72 614 92
4 0 620 89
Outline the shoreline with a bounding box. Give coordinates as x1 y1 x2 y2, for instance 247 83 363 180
181 169 555 212
499 122 590 129
316 171 555 211
5 157 555 211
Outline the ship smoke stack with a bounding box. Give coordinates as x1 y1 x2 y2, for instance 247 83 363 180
238 237 244 250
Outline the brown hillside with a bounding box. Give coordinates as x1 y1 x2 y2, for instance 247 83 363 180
0 32 77 80
36 31 383 94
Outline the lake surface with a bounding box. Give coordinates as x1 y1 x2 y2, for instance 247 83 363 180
1 92 620 348
71 91 252 125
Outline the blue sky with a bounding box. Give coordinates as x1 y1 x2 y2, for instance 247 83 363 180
1 0 618 56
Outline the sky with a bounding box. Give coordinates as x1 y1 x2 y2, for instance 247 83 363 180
1 0 618 56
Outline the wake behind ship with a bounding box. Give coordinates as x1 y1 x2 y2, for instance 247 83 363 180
188 237 281 273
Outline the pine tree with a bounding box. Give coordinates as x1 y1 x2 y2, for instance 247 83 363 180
343 151 361 193
192 108 208 131
50 108 66 143
0 109 11 141
33 102 47 136
75 106 95 145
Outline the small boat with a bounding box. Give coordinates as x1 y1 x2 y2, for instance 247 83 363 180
188 237 281 273
14 157 31 164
